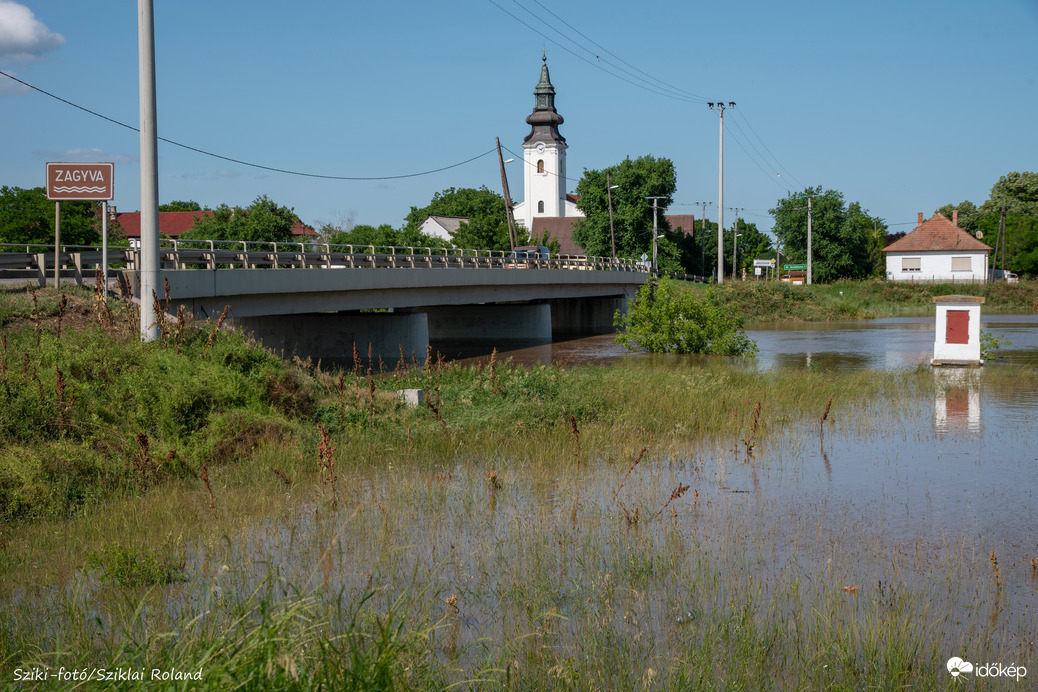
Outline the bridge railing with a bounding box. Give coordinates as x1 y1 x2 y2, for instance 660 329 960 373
1 240 649 282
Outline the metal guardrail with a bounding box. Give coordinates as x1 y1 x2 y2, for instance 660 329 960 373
0 240 648 284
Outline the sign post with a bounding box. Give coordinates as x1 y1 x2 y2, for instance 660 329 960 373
46 162 114 290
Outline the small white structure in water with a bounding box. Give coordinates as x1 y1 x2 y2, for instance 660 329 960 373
931 295 985 366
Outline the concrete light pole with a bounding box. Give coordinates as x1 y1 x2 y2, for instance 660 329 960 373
730 207 743 279
138 0 160 340
607 173 619 261
694 201 712 279
709 102 734 283
798 194 814 285
647 196 666 274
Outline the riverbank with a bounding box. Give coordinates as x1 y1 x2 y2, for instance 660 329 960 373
2 284 1036 689
682 278 1038 322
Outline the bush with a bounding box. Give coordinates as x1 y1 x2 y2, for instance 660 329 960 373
614 278 758 355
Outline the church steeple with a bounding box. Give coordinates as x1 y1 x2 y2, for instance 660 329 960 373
524 56 566 146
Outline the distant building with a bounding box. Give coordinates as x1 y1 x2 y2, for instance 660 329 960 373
418 215 469 241
114 210 316 247
882 212 989 282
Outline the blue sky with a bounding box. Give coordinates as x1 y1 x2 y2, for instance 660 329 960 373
2 0 1036 236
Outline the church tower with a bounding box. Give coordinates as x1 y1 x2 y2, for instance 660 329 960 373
517 57 571 231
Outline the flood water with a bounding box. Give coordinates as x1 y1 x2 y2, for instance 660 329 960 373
439 314 1038 370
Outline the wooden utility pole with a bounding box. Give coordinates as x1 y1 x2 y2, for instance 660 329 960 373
496 137 518 250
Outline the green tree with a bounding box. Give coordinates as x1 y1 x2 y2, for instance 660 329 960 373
770 187 877 282
159 200 203 212
325 222 446 248
573 155 677 261
404 186 514 251
935 200 980 235
615 278 757 355
181 195 298 243
981 171 1038 217
0 186 103 245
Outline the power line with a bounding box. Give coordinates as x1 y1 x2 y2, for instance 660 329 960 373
0 70 496 181
516 0 709 103
730 109 805 190
485 0 705 104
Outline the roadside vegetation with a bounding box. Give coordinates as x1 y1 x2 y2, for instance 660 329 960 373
684 277 1038 322
1 281 1035 689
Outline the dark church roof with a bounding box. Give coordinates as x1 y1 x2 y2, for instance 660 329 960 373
523 56 566 148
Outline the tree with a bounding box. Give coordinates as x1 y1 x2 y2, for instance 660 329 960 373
770 187 878 282
937 172 1038 276
404 186 514 251
325 222 446 249
159 200 203 212
615 278 757 355
0 186 103 245
573 155 677 261
180 195 298 243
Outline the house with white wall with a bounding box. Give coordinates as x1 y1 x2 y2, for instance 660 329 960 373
418 215 469 241
882 212 989 282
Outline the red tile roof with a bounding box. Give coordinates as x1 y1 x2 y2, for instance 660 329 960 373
882 213 989 253
116 211 316 238
531 213 700 256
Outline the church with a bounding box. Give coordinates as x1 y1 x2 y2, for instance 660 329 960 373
511 58 693 256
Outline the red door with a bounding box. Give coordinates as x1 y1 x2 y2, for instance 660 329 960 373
946 310 969 345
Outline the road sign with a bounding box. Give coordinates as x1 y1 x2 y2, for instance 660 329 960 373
753 259 775 267
46 162 114 200
784 263 807 271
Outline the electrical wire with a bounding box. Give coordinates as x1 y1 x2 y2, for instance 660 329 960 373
0 70 496 180
485 0 704 104
730 109 805 190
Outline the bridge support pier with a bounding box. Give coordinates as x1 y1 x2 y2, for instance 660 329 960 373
236 311 430 369
547 295 631 338
421 303 552 344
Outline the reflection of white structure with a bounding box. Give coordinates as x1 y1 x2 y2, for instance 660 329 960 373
934 368 981 433
932 295 984 366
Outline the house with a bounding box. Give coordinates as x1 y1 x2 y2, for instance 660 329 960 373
882 212 989 282
114 210 316 246
418 215 469 241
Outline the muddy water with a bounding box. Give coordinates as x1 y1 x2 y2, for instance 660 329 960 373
440 314 1038 369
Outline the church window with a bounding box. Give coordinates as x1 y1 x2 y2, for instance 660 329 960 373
538 201 544 213
537 159 545 174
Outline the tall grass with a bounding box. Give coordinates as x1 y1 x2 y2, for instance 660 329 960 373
2 282 1036 689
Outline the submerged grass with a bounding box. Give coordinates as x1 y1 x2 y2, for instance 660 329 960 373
2 282 1036 689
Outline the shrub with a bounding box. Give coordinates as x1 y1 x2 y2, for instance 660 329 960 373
614 278 758 355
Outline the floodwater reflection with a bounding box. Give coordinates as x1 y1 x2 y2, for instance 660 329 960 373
934 368 981 434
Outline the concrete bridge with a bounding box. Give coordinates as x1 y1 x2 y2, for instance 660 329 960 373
2 240 649 364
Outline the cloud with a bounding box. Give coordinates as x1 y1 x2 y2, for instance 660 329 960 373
0 1 65 61
33 147 135 165
0 69 29 94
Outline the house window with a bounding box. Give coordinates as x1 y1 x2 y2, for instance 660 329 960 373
951 256 971 272
902 257 921 272
537 160 545 174
537 201 544 213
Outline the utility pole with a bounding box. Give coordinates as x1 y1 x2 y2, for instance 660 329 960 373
496 137 518 251
798 193 814 285
695 201 712 279
647 196 666 274
138 0 161 340
729 207 743 279
607 173 618 261
709 102 734 283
